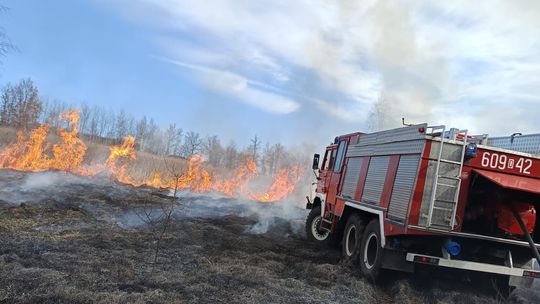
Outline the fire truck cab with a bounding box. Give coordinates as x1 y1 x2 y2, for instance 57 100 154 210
306 124 540 290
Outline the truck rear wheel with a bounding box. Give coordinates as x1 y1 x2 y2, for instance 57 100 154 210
306 206 330 242
360 219 384 283
342 214 366 263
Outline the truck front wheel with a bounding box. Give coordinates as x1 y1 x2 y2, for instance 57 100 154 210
360 219 384 283
306 206 330 242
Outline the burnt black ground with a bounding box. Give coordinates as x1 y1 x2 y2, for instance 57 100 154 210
0 170 538 304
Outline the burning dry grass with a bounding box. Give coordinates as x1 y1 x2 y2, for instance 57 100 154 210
0 110 304 202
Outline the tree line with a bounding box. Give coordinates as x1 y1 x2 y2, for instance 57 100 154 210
0 78 307 174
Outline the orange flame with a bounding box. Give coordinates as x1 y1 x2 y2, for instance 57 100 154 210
0 110 86 171
105 135 137 184
251 166 304 202
213 157 257 196
50 111 87 171
0 110 304 202
0 124 49 171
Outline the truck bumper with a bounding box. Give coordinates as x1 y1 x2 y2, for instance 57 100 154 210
406 253 539 287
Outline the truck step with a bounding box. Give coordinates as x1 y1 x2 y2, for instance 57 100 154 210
434 198 457 204
432 206 454 212
436 182 458 188
438 175 461 180
439 159 462 165
426 223 453 230
321 218 333 224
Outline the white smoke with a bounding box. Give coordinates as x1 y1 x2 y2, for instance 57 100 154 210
0 171 100 205
20 172 100 191
2 170 309 235
21 172 67 190
173 192 307 235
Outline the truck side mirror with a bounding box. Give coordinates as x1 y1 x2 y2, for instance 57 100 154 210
312 154 320 170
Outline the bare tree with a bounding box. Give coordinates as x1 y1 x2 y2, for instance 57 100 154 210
85 105 97 140
126 115 135 138
0 85 14 126
172 128 184 156
203 135 223 167
248 135 261 164
104 110 117 139
79 102 91 134
115 109 129 139
261 142 271 175
95 106 108 139
262 143 285 174
0 78 42 129
138 158 185 273
164 123 182 156
143 118 160 153
223 140 238 169
40 98 70 128
135 116 148 150
181 131 202 158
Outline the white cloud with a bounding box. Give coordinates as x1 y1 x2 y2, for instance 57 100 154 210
314 99 370 123
157 57 300 114
104 0 540 135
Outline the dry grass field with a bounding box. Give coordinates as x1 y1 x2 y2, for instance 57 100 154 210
1 170 538 304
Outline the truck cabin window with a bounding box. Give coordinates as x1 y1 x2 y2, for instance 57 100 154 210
322 150 331 170
333 140 347 172
327 148 337 171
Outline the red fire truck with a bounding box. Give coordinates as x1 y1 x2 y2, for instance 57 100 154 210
306 124 540 289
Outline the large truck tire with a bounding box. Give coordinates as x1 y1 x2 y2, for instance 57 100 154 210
359 219 384 283
305 205 342 246
342 214 366 263
306 206 330 243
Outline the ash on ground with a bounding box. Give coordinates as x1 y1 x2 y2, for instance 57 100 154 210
0 171 537 304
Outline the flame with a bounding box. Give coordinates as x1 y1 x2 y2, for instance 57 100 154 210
0 124 49 171
181 155 213 192
50 111 87 171
0 110 304 202
251 166 304 202
0 110 86 171
105 135 137 184
145 171 164 189
213 157 257 196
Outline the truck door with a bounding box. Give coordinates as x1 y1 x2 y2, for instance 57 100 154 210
326 140 348 205
316 146 336 194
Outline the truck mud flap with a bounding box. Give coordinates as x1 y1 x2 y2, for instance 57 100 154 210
382 250 414 273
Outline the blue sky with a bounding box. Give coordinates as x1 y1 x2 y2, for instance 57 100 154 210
1 0 540 149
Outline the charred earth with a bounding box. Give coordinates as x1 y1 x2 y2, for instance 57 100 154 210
0 170 538 304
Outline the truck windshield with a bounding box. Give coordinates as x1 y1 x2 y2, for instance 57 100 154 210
333 140 347 172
